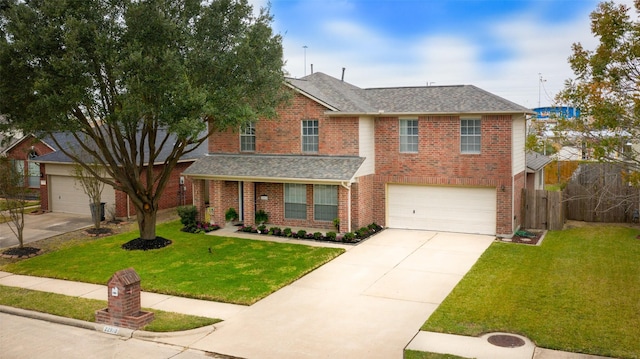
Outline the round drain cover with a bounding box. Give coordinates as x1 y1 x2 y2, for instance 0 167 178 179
487 334 525 348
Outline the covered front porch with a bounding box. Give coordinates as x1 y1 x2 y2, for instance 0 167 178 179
182 154 367 233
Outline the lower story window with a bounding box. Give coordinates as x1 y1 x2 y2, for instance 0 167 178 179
314 184 337 221
285 183 306 219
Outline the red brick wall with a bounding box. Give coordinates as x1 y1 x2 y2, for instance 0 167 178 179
351 175 375 230
39 163 48 211
5 135 53 190
209 92 360 156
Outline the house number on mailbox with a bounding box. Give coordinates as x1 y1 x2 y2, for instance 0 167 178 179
111 287 119 297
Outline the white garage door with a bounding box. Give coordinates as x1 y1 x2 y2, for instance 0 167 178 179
387 185 497 235
49 175 116 216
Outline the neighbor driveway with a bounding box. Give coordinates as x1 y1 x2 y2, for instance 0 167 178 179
186 229 495 359
0 212 93 249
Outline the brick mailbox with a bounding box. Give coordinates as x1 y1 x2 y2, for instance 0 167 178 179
95 268 154 330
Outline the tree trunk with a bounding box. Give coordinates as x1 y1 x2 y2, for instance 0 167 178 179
91 200 102 230
16 210 25 248
137 207 157 240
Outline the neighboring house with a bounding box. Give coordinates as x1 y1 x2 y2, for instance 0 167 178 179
184 72 532 236
2 134 55 196
525 151 552 190
30 130 205 219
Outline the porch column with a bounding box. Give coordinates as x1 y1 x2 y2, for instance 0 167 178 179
338 184 351 233
243 181 256 227
192 179 206 222
209 180 226 226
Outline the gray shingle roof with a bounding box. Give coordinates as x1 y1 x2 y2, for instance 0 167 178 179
182 154 365 183
286 72 533 115
34 129 207 164
526 151 552 172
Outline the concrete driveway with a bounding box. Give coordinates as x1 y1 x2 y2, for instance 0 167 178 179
0 212 93 249
187 229 495 359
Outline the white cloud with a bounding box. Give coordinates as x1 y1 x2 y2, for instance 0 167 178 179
277 0 634 108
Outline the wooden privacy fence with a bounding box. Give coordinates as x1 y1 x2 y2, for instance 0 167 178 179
522 189 565 230
563 163 640 223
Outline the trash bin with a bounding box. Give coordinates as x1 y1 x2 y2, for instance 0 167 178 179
90 202 106 222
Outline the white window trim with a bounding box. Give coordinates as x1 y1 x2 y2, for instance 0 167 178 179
302 119 319 153
240 122 256 152
460 117 481 154
399 118 419 153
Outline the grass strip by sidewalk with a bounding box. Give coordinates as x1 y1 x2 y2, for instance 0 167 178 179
2 220 344 305
0 285 219 332
421 226 640 359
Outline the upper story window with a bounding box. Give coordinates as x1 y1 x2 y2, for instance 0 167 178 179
302 119 318 153
461 118 481 154
240 121 255 152
399 119 418 153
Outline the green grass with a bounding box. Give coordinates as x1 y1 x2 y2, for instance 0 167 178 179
404 351 472 359
421 226 640 359
0 200 39 211
2 220 344 305
0 285 219 332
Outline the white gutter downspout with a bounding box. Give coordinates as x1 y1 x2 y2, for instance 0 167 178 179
340 181 352 233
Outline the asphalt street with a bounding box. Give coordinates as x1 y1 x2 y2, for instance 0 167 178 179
0 313 221 359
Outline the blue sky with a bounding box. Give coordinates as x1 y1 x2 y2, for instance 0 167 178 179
250 0 634 108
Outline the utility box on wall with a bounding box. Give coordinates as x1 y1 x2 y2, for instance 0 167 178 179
95 267 154 330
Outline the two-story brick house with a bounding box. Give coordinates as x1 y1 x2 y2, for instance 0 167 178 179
184 72 532 236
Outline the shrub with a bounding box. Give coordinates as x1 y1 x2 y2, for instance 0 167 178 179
196 222 219 233
269 227 282 236
225 207 238 222
343 232 356 242
297 229 307 238
325 231 337 241
283 228 292 237
333 218 340 230
255 209 269 224
356 227 370 238
240 225 256 233
177 205 198 228
257 224 267 233
313 232 323 240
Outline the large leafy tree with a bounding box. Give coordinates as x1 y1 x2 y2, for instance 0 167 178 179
557 0 640 180
0 0 288 241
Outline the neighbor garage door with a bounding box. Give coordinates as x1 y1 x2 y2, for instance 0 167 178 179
49 175 116 216
387 184 496 235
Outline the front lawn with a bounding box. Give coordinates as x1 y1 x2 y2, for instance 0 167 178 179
1 221 344 305
421 226 640 359
0 285 219 332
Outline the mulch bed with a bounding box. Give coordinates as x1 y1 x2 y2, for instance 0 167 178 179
121 236 172 251
0 246 43 259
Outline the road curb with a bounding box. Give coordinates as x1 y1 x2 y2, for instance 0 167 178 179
0 304 218 341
